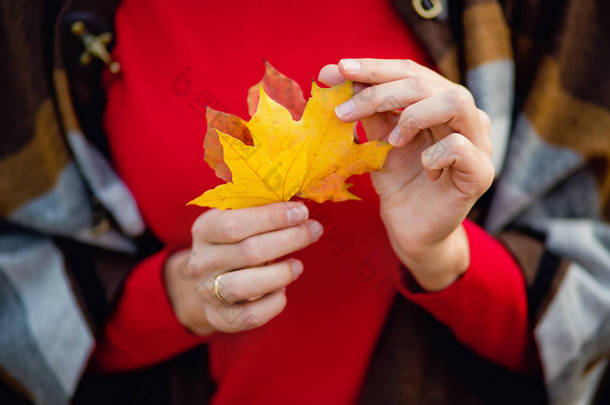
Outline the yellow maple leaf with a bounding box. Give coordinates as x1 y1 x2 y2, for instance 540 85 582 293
247 81 392 202
189 74 391 209
188 132 308 209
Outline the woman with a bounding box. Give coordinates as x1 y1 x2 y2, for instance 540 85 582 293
1 0 608 404
91 0 527 403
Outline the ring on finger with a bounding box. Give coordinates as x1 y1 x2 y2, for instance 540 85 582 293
213 272 231 305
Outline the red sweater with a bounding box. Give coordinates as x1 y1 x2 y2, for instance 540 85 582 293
95 0 530 403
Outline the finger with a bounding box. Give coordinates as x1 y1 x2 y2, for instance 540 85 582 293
334 76 441 121
352 82 368 94
192 202 309 244
213 259 302 303
207 289 287 333
190 220 322 275
231 219 322 268
318 64 345 86
337 58 440 84
317 65 369 93
478 108 491 134
421 133 494 197
388 87 490 155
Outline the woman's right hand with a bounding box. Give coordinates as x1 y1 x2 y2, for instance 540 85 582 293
163 202 323 336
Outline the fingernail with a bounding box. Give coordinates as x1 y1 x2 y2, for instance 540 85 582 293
422 142 445 166
341 59 361 73
388 127 403 146
290 259 303 279
286 204 308 224
335 99 354 119
306 220 323 238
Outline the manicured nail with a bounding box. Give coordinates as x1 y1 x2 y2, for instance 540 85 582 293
290 259 303 279
341 59 361 73
286 204 308 224
422 142 445 166
306 220 324 238
335 99 354 119
388 127 403 146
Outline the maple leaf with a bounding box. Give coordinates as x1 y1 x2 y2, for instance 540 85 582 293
246 81 392 202
189 131 309 209
247 61 307 120
189 64 391 209
203 107 252 182
203 62 301 182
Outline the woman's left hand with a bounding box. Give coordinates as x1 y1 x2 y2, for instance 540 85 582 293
319 59 494 291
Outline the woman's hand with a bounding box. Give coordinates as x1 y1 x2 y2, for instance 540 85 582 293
319 59 494 291
164 202 322 335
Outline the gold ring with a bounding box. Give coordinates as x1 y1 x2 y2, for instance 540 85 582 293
213 273 231 305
